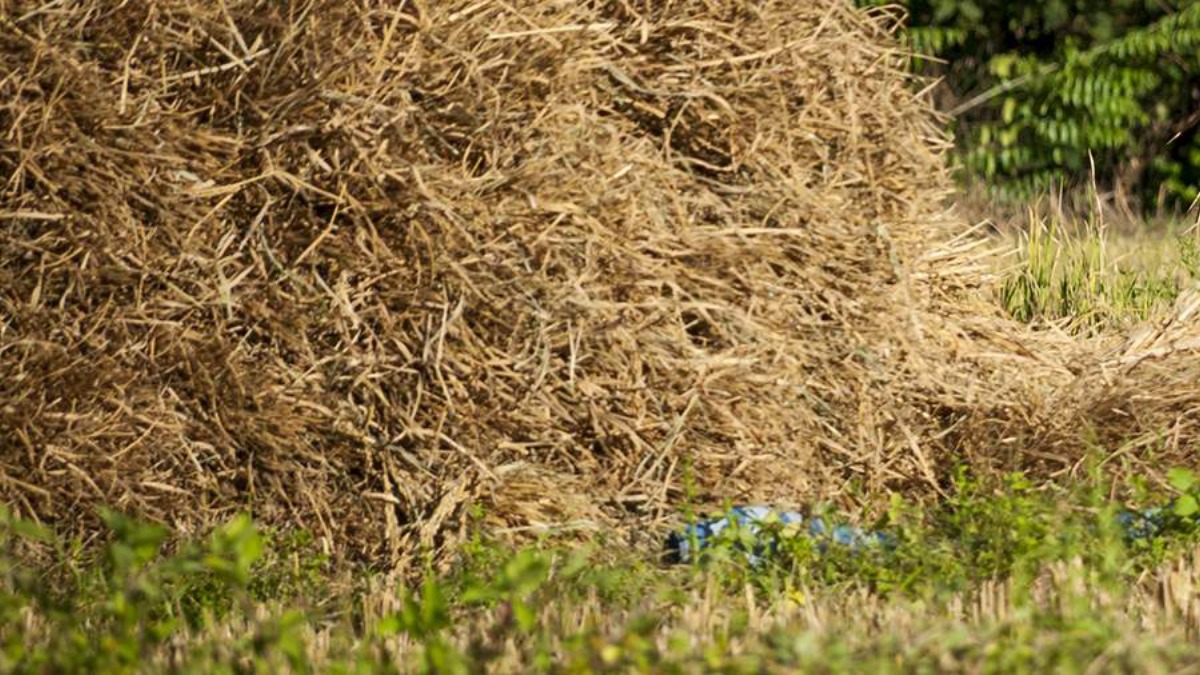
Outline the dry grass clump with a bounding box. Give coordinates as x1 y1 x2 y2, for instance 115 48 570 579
2 0 1199 566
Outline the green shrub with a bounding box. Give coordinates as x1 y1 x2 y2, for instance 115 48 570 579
860 0 1200 206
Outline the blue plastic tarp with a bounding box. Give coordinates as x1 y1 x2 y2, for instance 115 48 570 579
667 504 1170 565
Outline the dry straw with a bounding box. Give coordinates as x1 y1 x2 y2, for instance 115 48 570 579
1 0 1198 568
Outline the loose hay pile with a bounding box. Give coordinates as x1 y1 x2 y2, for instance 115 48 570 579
2 0 1198 566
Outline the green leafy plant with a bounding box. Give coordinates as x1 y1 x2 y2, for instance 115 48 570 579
7 472 1200 672
688 466 1200 603
0 509 294 674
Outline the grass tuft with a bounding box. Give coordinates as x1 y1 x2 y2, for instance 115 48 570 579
997 214 1199 332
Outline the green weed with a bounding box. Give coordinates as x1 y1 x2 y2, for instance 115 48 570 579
6 470 1200 673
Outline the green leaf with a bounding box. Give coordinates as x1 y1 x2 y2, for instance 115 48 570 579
1174 494 1199 518
7 517 54 544
1002 97 1018 124
376 615 403 638
1168 467 1196 493
513 601 537 632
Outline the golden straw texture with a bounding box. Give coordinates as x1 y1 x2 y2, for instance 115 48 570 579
2 0 1198 567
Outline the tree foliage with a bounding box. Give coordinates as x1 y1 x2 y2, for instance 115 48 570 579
863 0 1200 206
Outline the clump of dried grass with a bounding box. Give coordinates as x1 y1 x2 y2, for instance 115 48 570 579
2 0 1198 567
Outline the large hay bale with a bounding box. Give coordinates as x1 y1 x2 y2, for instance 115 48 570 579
3 0 1197 565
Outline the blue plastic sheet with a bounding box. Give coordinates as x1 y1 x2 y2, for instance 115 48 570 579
667 504 1171 565
667 506 891 565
